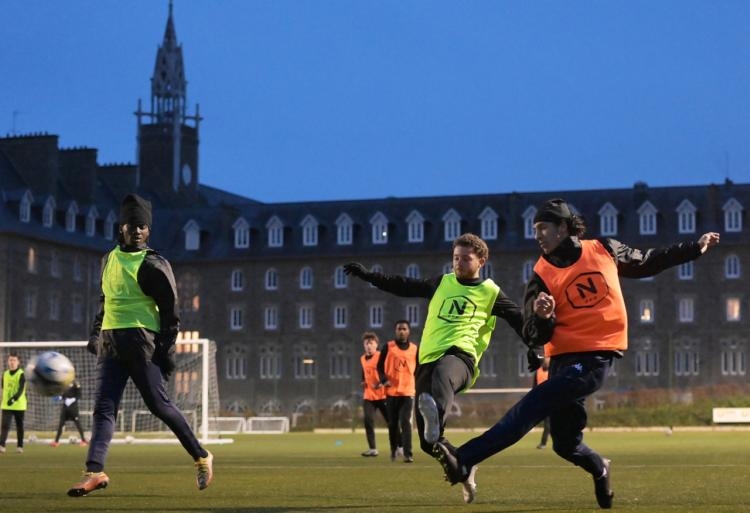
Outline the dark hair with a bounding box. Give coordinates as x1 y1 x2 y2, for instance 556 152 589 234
361 331 379 343
8 353 19 359
453 233 489 260
565 215 587 237
394 320 410 328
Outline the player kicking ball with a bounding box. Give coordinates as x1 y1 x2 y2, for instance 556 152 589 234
68 194 213 496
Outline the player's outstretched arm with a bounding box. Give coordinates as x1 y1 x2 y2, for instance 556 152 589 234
343 262 371 281
697 232 720 253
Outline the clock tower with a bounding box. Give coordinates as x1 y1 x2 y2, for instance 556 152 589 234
135 0 201 202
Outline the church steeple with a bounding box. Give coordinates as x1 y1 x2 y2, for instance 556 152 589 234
151 0 187 121
135 0 201 199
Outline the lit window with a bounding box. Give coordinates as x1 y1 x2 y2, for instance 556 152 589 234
370 212 388 244
726 297 741 322
639 299 654 323
27 247 37 274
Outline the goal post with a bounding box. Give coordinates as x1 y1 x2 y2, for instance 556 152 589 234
0 338 219 445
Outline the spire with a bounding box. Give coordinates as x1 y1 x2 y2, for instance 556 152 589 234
151 0 186 120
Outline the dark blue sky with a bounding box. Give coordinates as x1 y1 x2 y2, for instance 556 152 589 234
3 1 749 202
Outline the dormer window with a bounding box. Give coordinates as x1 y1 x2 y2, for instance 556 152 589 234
598 202 618 236
335 213 353 245
723 198 743 232
442 209 461 241
300 215 319 247
104 210 117 241
233 217 250 249
637 201 658 235
183 219 200 251
86 207 99 237
370 212 388 244
675 199 696 234
406 210 424 243
522 206 537 239
43 197 56 228
66 202 79 233
19 190 33 223
478 207 498 240
266 216 284 247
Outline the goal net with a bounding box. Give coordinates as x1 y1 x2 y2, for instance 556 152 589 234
0 337 219 444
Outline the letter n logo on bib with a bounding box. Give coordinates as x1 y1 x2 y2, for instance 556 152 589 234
438 295 477 323
565 272 609 309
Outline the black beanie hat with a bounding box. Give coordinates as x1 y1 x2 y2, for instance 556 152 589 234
533 198 572 224
120 194 152 227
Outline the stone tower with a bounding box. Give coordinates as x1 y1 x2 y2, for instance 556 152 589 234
135 0 201 202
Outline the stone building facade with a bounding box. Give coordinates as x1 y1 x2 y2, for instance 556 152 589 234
1 6 747 418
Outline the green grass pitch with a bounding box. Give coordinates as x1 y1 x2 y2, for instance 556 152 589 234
1 430 748 512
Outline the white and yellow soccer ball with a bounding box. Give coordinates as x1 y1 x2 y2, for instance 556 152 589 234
25 351 76 396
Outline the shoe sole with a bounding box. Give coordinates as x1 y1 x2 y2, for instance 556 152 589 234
462 466 477 503
418 393 440 444
67 480 108 497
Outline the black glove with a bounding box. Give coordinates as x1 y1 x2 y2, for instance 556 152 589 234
7 398 15 406
526 348 543 373
343 262 371 280
87 336 99 356
153 341 176 380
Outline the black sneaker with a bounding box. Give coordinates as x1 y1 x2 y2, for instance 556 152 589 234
593 458 614 509
433 442 469 485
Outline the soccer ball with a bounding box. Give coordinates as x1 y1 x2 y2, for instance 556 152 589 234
25 351 76 396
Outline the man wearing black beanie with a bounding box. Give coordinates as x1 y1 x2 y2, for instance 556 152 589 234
435 198 720 509
67 193 214 497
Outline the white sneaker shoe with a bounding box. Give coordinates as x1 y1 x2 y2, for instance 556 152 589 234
418 393 440 444
462 465 478 504
361 449 379 457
